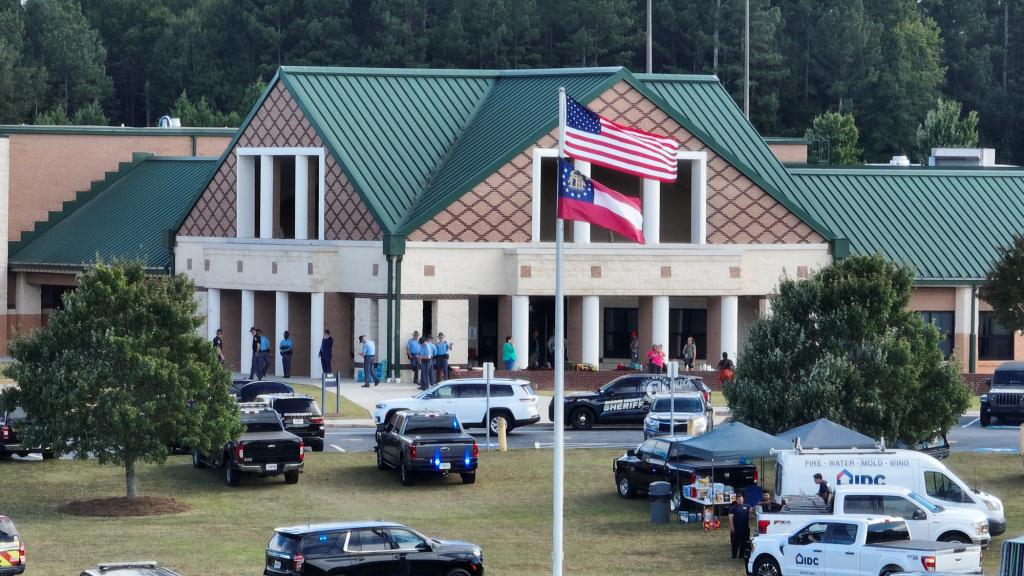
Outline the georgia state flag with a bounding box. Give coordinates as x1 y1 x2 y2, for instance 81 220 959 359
556 158 644 244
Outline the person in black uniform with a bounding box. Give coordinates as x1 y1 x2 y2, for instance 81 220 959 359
814 472 831 501
729 494 751 559
248 326 260 379
212 328 225 366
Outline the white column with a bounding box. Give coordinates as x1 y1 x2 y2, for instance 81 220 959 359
206 288 221 341
720 295 739 362
512 295 530 370
758 296 772 317
955 286 976 367
652 295 670 352
573 160 591 242
643 178 660 245
259 154 274 239
310 292 325 379
236 155 255 238
690 155 708 244
240 289 254 375
294 155 308 240
581 296 600 367
275 291 289 377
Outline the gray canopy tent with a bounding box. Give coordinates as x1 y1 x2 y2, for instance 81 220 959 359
678 421 792 460
775 418 876 449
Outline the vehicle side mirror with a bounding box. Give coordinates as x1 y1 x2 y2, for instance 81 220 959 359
415 542 432 552
913 509 927 520
626 449 636 457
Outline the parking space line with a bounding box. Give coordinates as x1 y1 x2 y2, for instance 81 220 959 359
961 418 979 428
330 444 346 452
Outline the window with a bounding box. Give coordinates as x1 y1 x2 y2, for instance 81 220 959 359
827 523 858 545
268 533 299 555
651 440 670 460
651 398 704 414
389 529 426 550
300 532 345 557
603 308 638 359
351 529 392 552
881 496 922 520
404 416 461 435
865 521 910 544
273 398 320 415
924 471 973 504
454 384 484 398
638 439 658 456
843 495 878 515
669 309 707 360
425 385 454 399
792 522 829 545
489 384 514 397
918 311 954 357
980 312 1014 360
609 381 640 396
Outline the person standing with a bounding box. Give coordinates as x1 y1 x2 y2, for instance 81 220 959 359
279 330 293 378
257 329 271 380
813 473 831 501
729 494 751 559
502 336 516 371
358 334 380 387
418 336 434 389
529 329 541 369
318 329 334 375
434 332 451 382
212 328 225 367
248 326 260 379
629 331 639 367
647 344 666 374
682 336 697 370
717 352 735 384
406 330 421 385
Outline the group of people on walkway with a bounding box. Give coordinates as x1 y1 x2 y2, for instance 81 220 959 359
212 327 335 380
406 331 453 390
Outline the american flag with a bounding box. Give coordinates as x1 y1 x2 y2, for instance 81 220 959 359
564 96 678 182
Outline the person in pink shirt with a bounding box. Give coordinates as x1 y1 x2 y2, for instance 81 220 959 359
646 344 666 374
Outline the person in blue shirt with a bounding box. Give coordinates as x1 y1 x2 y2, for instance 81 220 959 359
406 330 422 387
418 336 433 389
358 334 379 387
257 328 271 379
319 329 334 374
434 332 452 383
279 330 294 378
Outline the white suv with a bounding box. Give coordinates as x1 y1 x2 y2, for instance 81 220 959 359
374 378 540 433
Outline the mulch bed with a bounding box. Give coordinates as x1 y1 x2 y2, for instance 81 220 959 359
60 496 191 517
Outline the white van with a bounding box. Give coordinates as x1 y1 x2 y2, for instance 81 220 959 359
775 448 1006 536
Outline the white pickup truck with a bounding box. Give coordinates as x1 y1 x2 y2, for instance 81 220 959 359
748 516 982 576
757 485 990 547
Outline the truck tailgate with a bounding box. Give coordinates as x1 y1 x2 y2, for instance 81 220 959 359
934 543 982 573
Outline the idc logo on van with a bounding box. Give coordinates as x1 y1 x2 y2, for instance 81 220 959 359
795 554 820 566
836 469 886 485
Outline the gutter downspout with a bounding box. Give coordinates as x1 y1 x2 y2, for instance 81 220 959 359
395 255 403 383
970 284 978 373
385 255 394 382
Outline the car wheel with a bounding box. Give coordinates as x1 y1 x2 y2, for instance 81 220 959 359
570 407 595 430
880 566 904 576
489 411 514 435
41 451 56 460
284 471 300 485
312 442 324 453
192 451 206 469
938 532 970 544
225 464 240 487
399 457 415 486
461 472 476 484
980 407 991 427
753 556 781 576
616 473 636 498
445 569 472 576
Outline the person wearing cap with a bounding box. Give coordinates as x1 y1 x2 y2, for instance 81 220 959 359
434 332 452 382
279 330 293 378
406 330 422 385
419 335 435 390
212 328 225 367
318 329 334 374
248 326 260 379
358 334 379 387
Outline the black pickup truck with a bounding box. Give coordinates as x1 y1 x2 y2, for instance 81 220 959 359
375 410 478 486
552 374 712 430
193 404 304 486
613 436 757 511
1 407 56 460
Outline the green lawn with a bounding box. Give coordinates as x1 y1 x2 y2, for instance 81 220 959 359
1 451 1018 575
288 383 370 419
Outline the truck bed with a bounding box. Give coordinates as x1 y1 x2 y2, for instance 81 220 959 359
867 540 973 552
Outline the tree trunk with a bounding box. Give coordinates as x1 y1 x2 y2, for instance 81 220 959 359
125 458 138 503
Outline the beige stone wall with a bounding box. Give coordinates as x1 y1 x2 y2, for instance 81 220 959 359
909 287 956 310
767 143 808 164
8 132 229 241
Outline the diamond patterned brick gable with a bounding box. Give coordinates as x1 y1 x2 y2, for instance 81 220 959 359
409 133 557 242
179 82 381 240
589 81 821 244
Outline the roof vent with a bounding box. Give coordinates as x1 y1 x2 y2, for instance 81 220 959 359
157 115 181 128
929 148 996 167
889 155 911 167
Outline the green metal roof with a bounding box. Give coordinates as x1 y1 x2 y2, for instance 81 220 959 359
10 156 217 272
789 167 1024 281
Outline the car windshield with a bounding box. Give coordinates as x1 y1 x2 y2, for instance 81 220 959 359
992 370 1024 387
243 415 283 433
0 518 16 542
273 398 320 415
865 520 910 544
268 532 299 554
907 491 941 513
405 416 461 435
651 398 703 413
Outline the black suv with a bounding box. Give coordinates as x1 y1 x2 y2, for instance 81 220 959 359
258 394 325 452
550 374 712 430
1 407 56 460
980 361 1024 426
264 521 484 576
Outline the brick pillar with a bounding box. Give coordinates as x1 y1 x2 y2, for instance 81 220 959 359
706 296 722 366
638 296 653 363
567 297 583 363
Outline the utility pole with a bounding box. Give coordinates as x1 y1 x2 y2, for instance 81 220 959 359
744 0 750 118
646 0 653 74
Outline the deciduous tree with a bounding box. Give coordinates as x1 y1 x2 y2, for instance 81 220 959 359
914 98 980 163
980 235 1024 334
804 110 862 165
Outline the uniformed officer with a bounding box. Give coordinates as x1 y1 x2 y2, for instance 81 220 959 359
729 494 751 559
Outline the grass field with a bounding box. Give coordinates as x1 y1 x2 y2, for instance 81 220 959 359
1 450 1019 575
288 383 370 419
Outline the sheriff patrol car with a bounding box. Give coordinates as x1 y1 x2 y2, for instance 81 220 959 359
549 373 711 430
0 516 25 575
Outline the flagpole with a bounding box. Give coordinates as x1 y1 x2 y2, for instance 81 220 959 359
552 86 567 576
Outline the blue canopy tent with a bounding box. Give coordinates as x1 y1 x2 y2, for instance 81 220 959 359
775 418 876 450
678 421 792 460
